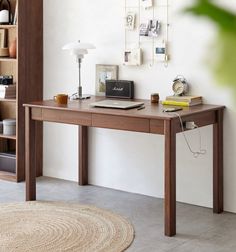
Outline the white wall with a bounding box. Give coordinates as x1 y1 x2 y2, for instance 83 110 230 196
43 0 236 213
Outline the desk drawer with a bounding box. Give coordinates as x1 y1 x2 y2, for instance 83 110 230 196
92 114 150 133
42 109 92 126
31 108 42 120
150 119 164 134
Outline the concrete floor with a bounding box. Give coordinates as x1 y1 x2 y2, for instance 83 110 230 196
0 177 236 252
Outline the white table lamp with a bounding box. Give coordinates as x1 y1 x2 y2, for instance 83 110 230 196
62 41 95 100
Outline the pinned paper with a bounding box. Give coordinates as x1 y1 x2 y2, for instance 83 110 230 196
141 0 153 10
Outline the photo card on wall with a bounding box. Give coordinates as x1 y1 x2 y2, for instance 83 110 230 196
125 12 136 30
141 0 153 9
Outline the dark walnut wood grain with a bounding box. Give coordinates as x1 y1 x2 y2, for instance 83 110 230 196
164 119 177 236
24 97 224 236
213 109 224 213
92 114 150 133
79 126 88 185
25 107 36 201
16 0 43 182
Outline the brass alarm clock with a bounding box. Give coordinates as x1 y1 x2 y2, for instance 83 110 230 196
172 75 188 96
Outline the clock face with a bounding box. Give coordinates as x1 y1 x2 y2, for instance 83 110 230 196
172 80 187 96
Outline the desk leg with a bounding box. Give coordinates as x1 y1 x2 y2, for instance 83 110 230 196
164 120 176 236
35 121 43 177
25 107 36 201
213 109 223 213
79 126 88 185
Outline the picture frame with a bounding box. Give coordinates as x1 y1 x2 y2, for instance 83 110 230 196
96 65 119 96
0 29 6 48
124 48 142 66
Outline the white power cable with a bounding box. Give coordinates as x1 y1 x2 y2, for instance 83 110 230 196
171 112 207 158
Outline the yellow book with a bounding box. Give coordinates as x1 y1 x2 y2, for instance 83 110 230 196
162 100 190 107
162 100 202 106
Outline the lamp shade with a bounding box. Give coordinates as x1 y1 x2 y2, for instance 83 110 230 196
63 41 96 50
62 41 95 58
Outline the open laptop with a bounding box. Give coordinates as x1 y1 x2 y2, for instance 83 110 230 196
90 100 144 109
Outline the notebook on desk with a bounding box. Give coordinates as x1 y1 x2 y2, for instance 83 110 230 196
90 100 144 109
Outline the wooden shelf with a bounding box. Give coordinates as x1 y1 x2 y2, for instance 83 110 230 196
0 134 16 140
0 170 16 182
0 57 17 62
0 0 43 183
0 98 16 102
0 25 17 29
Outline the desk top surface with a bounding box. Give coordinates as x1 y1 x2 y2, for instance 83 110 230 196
24 96 224 120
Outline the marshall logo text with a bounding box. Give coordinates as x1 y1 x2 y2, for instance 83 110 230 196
112 87 124 92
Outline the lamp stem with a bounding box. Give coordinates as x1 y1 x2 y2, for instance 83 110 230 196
78 58 82 98
73 56 90 100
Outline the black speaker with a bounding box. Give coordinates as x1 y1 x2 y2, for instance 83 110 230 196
105 80 134 99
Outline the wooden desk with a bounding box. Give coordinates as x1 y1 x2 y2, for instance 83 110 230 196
24 97 224 236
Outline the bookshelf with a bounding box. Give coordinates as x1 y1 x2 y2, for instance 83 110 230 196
0 0 43 182
0 25 17 28
0 58 17 62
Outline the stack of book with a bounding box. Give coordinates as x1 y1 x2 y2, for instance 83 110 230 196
0 85 16 99
162 95 203 107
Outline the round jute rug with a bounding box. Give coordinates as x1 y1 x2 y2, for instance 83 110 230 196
0 201 134 252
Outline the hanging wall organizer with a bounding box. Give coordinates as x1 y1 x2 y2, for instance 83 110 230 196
124 0 170 67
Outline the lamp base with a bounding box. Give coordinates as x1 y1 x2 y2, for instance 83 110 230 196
70 93 91 100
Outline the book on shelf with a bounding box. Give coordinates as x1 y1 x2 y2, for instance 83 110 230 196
0 84 16 99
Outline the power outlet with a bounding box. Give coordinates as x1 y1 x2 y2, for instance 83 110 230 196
185 121 196 130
